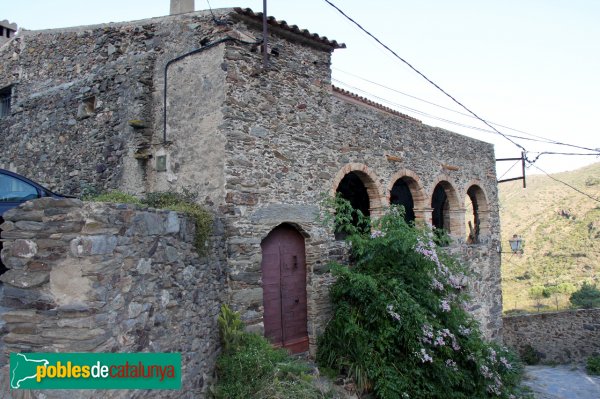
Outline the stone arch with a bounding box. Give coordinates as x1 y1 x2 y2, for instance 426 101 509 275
464 182 490 244
331 163 385 218
429 176 463 238
387 169 427 224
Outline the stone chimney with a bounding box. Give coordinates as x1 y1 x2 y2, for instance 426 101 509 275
170 0 195 15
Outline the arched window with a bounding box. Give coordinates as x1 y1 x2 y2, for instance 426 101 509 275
431 181 460 236
465 185 489 243
390 178 415 224
335 172 370 239
431 184 449 231
331 164 384 239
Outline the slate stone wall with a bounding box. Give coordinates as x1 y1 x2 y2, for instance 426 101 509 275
0 198 226 398
0 10 236 197
0 8 504 356
503 309 600 364
216 26 502 344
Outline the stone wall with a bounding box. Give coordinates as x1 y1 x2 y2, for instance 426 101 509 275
0 7 504 357
503 309 600 363
0 10 236 197
0 198 226 398
212 24 502 343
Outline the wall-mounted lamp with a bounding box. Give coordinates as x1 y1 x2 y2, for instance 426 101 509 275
508 234 524 254
497 234 524 254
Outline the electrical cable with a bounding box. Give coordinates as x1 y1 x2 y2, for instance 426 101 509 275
334 79 580 152
334 79 600 160
529 152 600 164
323 0 527 153
498 160 521 181
528 164 600 203
333 67 600 153
206 0 228 25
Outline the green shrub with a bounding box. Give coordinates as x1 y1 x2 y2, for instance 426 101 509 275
586 354 600 375
213 306 330 399
217 304 244 354
570 282 600 309
317 201 527 398
520 345 541 365
144 191 212 255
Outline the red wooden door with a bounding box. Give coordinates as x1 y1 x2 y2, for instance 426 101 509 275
261 225 308 353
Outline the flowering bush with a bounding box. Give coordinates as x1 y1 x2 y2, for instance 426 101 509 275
317 202 528 398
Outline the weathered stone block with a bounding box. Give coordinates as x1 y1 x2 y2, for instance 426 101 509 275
251 204 319 224
0 269 49 288
9 239 38 258
20 198 83 210
1 310 42 324
232 288 262 306
136 258 152 274
69 235 117 257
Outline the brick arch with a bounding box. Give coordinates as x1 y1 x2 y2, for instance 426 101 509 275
331 163 385 218
464 181 490 243
428 175 463 238
387 169 427 224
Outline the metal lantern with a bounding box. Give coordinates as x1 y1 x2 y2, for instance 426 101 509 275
508 234 523 254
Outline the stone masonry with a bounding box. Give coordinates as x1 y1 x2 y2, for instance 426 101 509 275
503 309 600 364
1 5 503 362
0 198 226 399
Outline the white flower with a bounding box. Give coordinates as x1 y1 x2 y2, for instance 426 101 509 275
386 304 401 323
370 230 385 239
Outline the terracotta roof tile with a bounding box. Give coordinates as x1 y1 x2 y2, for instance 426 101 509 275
332 86 421 123
233 8 346 50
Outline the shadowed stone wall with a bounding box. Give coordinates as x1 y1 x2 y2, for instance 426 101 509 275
503 309 600 364
0 198 226 398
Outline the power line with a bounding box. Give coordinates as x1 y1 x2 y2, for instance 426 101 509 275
528 164 600 203
334 79 600 163
529 152 600 164
333 78 502 132
334 79 594 156
323 0 527 153
333 67 600 154
498 160 521 181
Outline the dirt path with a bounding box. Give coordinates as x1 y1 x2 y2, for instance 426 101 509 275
524 365 600 399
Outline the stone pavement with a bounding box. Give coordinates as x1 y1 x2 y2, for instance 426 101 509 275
524 365 600 399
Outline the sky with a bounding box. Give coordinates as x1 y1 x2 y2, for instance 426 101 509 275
3 0 600 180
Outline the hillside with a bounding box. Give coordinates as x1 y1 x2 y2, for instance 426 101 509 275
499 162 600 313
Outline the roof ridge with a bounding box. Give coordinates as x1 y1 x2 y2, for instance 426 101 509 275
233 7 346 50
332 85 421 123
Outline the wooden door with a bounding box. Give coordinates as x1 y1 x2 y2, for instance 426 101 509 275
261 225 308 353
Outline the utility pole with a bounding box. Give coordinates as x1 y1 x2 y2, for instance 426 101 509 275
262 0 269 69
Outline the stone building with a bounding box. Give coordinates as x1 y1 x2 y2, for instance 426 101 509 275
0 4 502 359
0 20 17 48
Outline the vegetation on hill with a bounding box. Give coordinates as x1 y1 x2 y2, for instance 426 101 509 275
500 162 600 314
